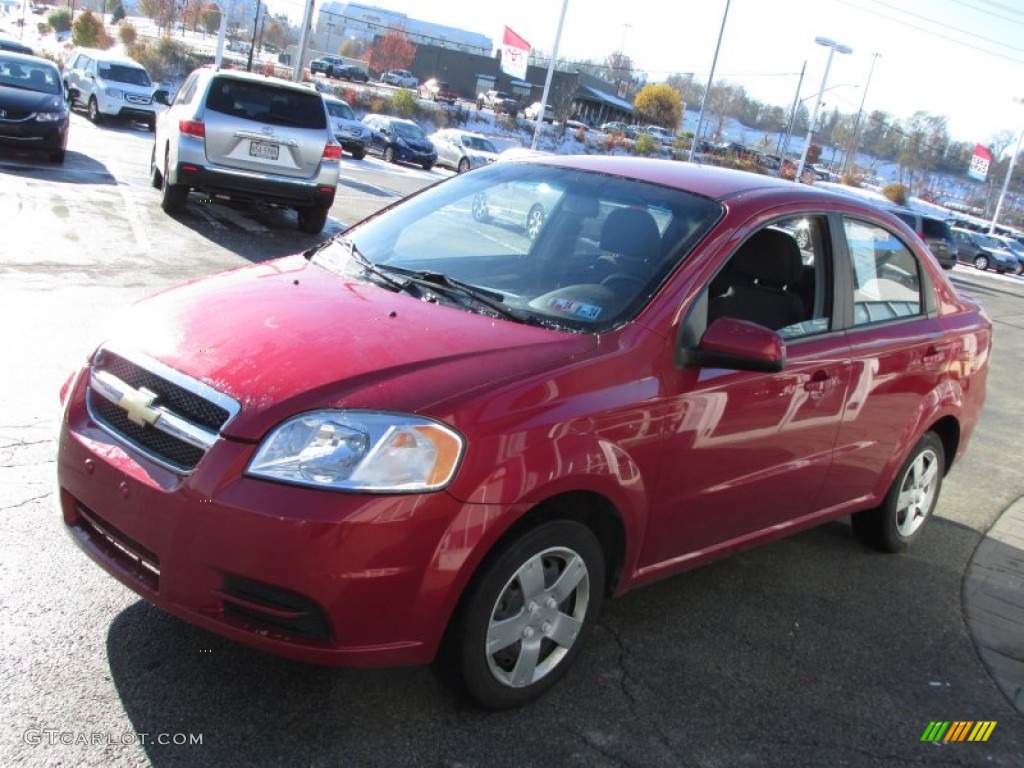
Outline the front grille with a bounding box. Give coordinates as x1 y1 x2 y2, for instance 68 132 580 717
95 350 230 431
89 393 206 470
220 575 331 642
0 108 32 121
71 501 160 592
87 347 238 472
125 94 152 105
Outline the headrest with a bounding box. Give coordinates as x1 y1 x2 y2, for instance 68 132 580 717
600 207 661 261
732 229 803 286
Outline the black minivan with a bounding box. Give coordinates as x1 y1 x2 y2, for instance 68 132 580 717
889 208 958 270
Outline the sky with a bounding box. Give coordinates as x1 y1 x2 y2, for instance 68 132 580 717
267 0 1024 152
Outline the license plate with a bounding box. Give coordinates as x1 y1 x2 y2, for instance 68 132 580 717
249 141 279 160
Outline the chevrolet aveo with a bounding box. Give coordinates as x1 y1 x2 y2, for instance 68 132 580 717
57 157 991 709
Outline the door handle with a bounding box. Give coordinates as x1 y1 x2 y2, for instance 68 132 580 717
804 370 836 397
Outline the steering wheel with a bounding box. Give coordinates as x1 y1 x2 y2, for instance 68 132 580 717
600 273 646 294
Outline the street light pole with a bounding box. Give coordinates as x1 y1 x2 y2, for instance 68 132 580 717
989 97 1024 234
246 0 262 72
843 52 880 177
795 37 852 184
689 0 731 162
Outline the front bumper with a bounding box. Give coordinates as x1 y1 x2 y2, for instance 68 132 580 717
393 145 436 165
56 369 483 666
0 116 67 152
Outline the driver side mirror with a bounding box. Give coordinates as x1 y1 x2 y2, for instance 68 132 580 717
683 317 785 372
152 89 169 106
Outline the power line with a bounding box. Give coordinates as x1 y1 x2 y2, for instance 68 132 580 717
854 0 1024 53
949 0 1024 25
836 0 1024 65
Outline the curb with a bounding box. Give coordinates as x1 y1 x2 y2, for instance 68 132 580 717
963 497 1024 714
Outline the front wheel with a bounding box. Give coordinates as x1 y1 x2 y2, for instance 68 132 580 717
351 148 366 160
382 145 396 164
973 254 990 271
457 158 470 173
451 520 605 709
852 432 944 553
1014 261 1024 276
471 192 489 222
87 97 103 124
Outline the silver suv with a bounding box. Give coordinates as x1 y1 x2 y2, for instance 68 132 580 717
150 68 341 234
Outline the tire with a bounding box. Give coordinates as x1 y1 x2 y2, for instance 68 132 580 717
297 204 330 234
149 146 162 189
973 254 989 271
49 149 65 164
795 229 810 250
851 432 944 553
352 148 366 160
451 520 605 709
382 145 396 164
146 118 156 133
1015 261 1024 276
457 158 470 174
525 204 545 240
88 97 103 124
421 161 434 171
471 192 489 222
159 151 188 214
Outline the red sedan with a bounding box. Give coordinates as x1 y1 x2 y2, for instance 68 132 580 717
57 157 990 709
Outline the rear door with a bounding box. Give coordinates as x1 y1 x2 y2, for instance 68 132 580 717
201 76 329 180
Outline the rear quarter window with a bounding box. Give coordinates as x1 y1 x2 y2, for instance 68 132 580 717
921 218 953 240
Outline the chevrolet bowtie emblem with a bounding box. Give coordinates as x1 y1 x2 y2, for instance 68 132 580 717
118 387 161 426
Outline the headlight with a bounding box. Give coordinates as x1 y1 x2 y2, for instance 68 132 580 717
104 87 124 100
247 411 464 492
35 110 66 122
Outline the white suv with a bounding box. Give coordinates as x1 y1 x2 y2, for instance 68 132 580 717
380 69 417 88
151 68 341 234
63 47 158 129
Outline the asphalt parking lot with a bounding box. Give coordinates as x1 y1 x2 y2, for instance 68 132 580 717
1 113 1022 766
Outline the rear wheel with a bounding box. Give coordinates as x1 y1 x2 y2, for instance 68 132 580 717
973 254 989 271
297 204 330 234
1014 261 1024 276
852 432 944 553
451 520 605 709
382 145 396 163
471 193 489 222
159 151 188 214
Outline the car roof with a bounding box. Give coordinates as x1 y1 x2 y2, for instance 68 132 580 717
69 47 146 66
0 49 55 68
202 67 318 94
512 155 862 203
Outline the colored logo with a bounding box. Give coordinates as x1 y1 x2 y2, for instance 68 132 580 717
921 721 996 742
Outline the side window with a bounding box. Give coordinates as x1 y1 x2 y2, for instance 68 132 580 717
175 74 199 106
708 215 831 339
842 218 922 325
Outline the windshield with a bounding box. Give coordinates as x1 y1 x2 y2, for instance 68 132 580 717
0 57 60 94
327 100 355 120
97 62 152 87
393 121 425 140
312 162 722 332
463 135 497 153
974 233 1002 250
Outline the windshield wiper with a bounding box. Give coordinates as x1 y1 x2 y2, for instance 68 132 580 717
381 267 538 323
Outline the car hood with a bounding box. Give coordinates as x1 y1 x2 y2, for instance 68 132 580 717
104 255 596 440
0 84 64 112
330 117 366 133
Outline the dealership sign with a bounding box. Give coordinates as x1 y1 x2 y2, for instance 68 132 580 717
968 144 992 181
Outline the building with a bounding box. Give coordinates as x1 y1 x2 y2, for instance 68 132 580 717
315 2 492 57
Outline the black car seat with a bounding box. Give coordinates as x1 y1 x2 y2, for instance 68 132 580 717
708 229 806 330
594 207 662 292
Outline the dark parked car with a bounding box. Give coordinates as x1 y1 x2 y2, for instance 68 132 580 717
334 64 368 83
0 34 33 55
952 227 1019 273
56 157 991 711
888 209 958 270
0 50 71 162
361 113 436 170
